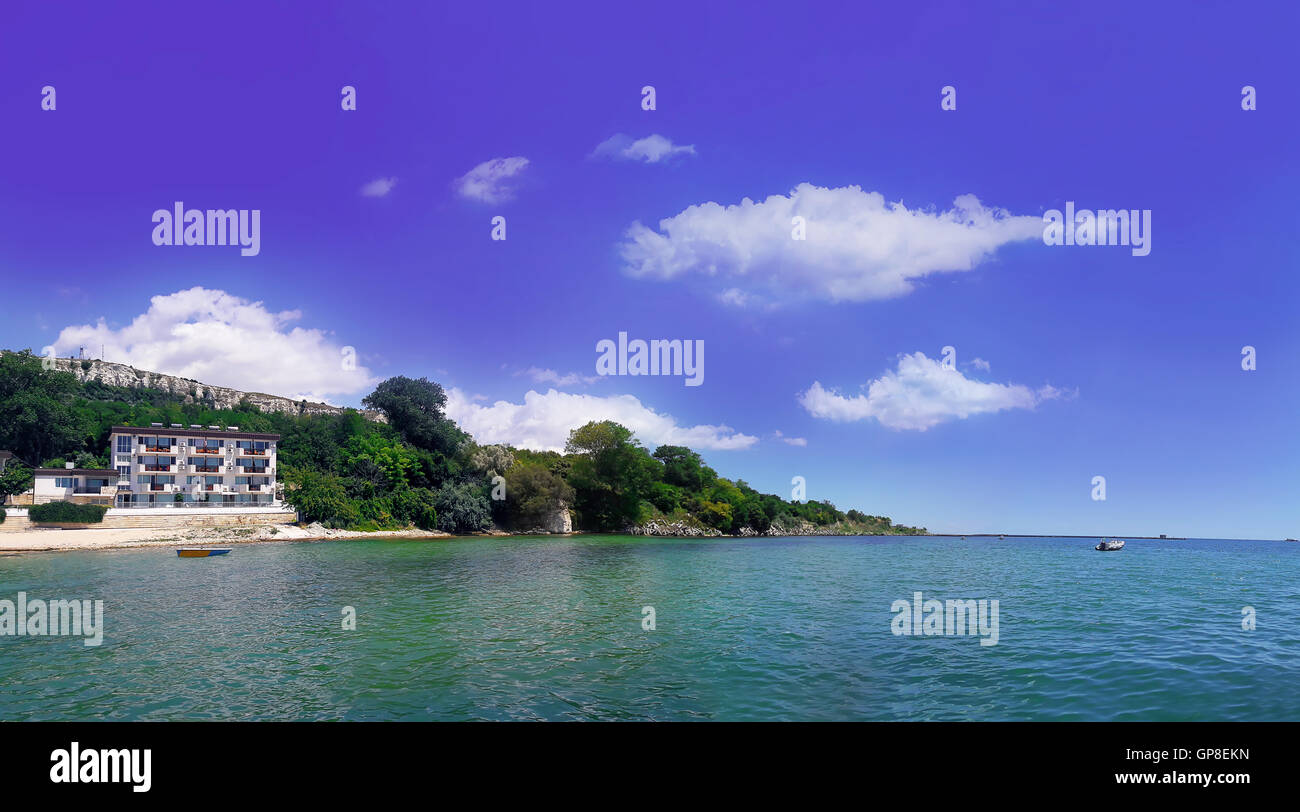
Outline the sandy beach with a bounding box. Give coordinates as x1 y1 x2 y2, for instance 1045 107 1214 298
0 522 453 553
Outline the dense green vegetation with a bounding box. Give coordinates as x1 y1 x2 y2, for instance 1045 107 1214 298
0 459 34 501
29 502 108 524
0 349 926 536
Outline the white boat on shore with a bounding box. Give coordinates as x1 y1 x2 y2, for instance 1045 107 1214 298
1095 539 1125 551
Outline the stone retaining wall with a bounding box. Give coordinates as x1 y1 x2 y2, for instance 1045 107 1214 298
0 509 297 532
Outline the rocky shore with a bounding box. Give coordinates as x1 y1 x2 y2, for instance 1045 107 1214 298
626 517 926 538
1 514 921 554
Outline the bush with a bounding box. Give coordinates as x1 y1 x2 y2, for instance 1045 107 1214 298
354 496 395 528
29 502 108 524
284 470 354 527
0 509 6 524
733 500 770 534
389 487 439 531
433 481 491 534
697 500 733 532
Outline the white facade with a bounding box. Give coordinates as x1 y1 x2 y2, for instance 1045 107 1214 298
32 468 118 502
109 425 281 507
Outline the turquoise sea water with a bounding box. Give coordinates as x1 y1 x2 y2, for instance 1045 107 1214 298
1 535 1297 721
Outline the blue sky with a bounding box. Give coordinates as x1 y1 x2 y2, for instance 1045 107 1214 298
1 1 1296 538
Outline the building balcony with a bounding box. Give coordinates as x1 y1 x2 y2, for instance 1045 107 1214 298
141 464 173 472
190 448 223 456
190 464 223 473
142 445 174 454
236 448 268 456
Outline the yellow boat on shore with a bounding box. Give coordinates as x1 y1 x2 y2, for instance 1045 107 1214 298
177 548 230 558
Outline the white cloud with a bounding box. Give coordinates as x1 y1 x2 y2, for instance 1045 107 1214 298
594 133 696 163
51 287 377 403
717 287 755 308
619 184 1041 304
971 357 991 371
455 156 529 203
518 367 599 387
773 430 807 447
798 352 1065 431
445 387 757 453
360 177 397 197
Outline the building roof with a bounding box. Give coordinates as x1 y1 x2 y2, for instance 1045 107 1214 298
110 425 280 441
34 468 121 477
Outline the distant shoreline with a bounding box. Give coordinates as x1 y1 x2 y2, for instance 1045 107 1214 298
928 533 1189 540
3 524 1290 555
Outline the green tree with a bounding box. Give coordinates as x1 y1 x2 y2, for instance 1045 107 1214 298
344 432 417 490
362 376 466 456
565 421 658 531
0 351 85 465
647 481 683 514
284 470 355 527
503 461 574 529
697 500 733 532
0 460 34 499
734 500 770 534
652 445 716 492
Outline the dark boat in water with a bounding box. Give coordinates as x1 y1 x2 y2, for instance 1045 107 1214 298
1095 539 1125 551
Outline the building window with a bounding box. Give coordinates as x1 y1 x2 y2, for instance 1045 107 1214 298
116 435 132 453
54 477 73 488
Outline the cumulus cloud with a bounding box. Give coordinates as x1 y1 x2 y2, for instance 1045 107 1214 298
445 387 757 453
798 352 1065 431
773 430 807 447
971 357 991 371
455 156 529 203
51 287 377 403
518 367 599 387
593 133 696 163
360 177 397 197
619 184 1041 304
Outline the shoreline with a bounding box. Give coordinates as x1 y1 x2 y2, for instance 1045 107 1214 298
0 524 1279 555
0 522 453 554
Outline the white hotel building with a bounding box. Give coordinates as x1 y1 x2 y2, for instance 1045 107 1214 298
110 424 281 507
